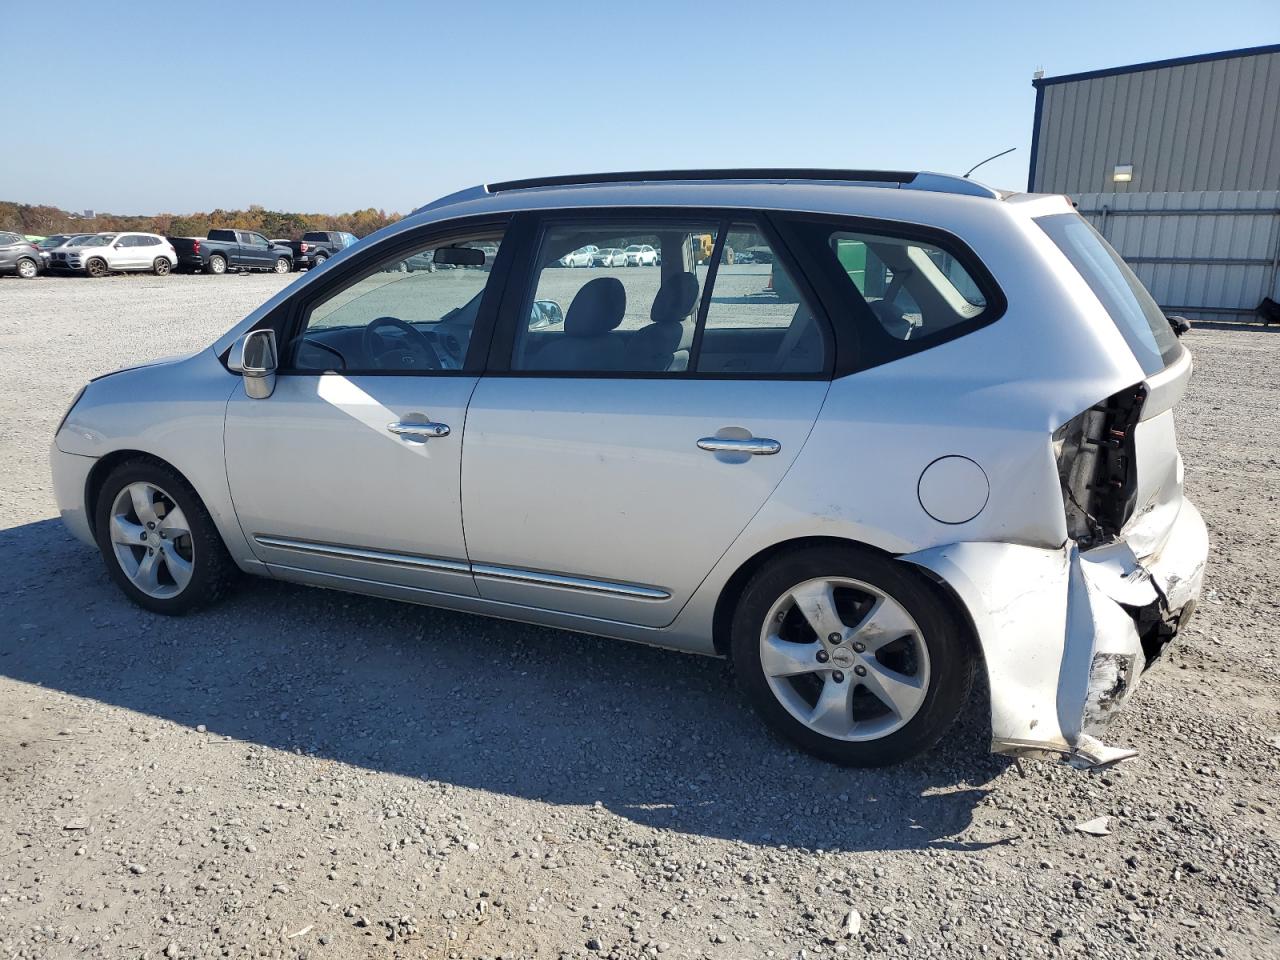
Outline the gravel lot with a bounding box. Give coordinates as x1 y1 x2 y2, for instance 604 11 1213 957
1 273 1277 960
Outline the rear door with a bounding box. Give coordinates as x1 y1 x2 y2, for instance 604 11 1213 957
461 213 832 627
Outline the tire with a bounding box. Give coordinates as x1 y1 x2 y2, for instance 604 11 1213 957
273 257 290 274
16 257 38 279
93 458 237 615
730 545 973 767
153 257 171 276
207 254 227 275
311 254 327 270
86 257 109 278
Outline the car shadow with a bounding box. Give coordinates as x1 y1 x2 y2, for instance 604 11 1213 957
0 517 1010 852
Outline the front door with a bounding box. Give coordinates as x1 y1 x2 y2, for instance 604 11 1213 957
461 215 833 627
224 224 509 597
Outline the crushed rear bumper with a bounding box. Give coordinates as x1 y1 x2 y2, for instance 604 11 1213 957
904 498 1207 768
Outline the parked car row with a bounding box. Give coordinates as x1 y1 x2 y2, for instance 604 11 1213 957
2 228 362 279
559 243 660 267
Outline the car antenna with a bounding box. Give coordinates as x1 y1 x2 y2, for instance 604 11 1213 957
963 146 1016 179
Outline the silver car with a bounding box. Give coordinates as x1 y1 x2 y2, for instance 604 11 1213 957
50 169 1208 769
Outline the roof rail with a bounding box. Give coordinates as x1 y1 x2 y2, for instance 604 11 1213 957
484 169 1000 200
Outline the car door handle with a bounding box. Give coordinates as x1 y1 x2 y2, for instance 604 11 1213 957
387 420 450 439
696 436 781 456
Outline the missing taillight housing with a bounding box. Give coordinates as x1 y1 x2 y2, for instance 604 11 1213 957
1053 384 1148 548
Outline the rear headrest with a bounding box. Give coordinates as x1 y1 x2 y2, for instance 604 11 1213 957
565 277 626 337
650 271 700 324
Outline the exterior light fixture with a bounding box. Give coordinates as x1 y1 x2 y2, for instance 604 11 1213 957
1112 164 1134 183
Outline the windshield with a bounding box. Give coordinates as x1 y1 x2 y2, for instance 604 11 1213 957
1036 213 1181 374
78 235 112 247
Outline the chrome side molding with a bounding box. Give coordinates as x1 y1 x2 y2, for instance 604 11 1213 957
252 535 669 601
471 563 670 601
253 536 470 575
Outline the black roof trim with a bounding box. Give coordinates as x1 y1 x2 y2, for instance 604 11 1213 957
487 169 919 193
1032 43 1280 88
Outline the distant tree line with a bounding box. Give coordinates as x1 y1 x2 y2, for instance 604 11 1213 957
0 201 404 239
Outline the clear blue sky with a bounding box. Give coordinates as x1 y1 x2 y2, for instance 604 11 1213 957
7 0 1277 215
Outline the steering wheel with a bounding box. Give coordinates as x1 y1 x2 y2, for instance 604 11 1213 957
361 316 442 370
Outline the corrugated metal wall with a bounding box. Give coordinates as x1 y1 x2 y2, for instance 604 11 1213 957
1031 49 1280 194
1073 190 1280 323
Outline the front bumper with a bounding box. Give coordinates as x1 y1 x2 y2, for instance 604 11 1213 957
50 442 98 547
905 498 1208 766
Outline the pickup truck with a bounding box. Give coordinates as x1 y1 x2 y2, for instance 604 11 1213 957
281 231 359 270
168 229 294 275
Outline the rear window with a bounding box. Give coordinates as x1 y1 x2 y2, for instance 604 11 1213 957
303 232 329 242
1036 212 1181 374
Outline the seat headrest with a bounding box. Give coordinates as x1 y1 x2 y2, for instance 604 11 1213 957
650 271 700 324
565 277 626 337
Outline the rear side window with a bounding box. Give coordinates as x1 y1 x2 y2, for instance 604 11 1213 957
1036 212 1180 374
829 232 988 341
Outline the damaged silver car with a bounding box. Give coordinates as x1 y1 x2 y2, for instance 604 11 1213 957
50 169 1207 768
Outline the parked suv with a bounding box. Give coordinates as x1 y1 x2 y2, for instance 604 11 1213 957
47 232 177 277
0 232 41 278
50 169 1207 769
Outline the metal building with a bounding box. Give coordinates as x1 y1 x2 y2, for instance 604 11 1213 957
1028 44 1280 324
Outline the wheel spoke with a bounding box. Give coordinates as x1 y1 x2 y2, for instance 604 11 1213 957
133 550 161 591
162 550 193 591
158 506 190 539
850 596 918 652
808 676 854 737
128 484 159 525
760 634 823 678
788 579 846 640
110 514 146 545
857 660 927 720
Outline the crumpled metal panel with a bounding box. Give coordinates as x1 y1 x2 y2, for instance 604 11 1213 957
904 497 1207 766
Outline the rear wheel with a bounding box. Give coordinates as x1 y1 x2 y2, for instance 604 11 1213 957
86 257 109 278
152 257 171 276
207 254 227 275
16 257 38 279
312 254 327 270
273 257 290 274
730 546 972 766
94 459 236 615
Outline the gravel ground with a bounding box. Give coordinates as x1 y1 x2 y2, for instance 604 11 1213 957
1 273 1277 960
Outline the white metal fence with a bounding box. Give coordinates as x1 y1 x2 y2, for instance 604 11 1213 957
1073 190 1280 324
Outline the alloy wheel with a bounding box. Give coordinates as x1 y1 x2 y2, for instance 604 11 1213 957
758 577 931 741
107 482 195 599
17 258 37 279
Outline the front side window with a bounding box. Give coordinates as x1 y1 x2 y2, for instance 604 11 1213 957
513 221 717 373
290 232 503 373
1036 212 1181 373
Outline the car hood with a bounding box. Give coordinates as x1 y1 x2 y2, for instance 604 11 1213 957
91 349 202 382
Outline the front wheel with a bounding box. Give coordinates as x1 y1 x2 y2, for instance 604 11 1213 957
94 459 237 615
273 257 290 274
730 546 973 766
86 257 109 278
16 257 38 279
153 257 171 276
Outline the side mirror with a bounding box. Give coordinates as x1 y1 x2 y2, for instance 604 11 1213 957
529 299 564 330
1167 314 1192 338
230 329 278 399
